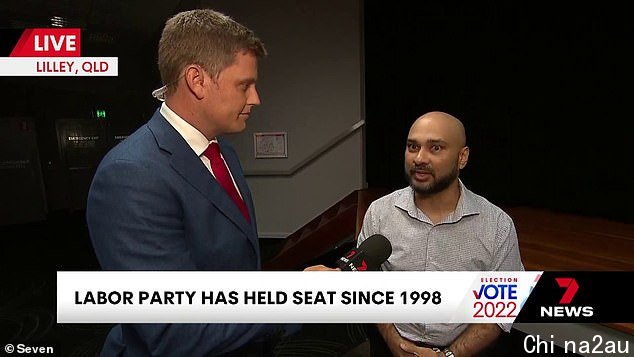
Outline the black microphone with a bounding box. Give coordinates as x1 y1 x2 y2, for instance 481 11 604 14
336 234 392 271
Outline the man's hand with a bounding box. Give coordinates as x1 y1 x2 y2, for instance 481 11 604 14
303 265 340 271
399 343 442 357
376 323 441 357
448 323 501 357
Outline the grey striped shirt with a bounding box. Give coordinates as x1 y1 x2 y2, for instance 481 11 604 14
357 181 524 347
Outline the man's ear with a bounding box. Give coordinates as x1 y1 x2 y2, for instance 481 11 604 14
458 146 469 169
184 65 206 99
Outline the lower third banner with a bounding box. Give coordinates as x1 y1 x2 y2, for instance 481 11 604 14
58 271 542 323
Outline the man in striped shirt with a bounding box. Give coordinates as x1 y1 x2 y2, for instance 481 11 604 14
358 111 524 357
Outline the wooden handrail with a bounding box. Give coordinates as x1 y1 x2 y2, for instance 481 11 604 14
245 120 365 177
262 188 388 270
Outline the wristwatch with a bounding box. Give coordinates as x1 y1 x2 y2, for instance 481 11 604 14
432 347 455 357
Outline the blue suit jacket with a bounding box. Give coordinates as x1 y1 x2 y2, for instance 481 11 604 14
87 109 278 356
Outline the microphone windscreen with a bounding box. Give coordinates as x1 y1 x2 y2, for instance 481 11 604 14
358 234 392 267
335 234 392 271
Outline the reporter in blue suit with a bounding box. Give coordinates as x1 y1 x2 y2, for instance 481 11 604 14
87 9 282 356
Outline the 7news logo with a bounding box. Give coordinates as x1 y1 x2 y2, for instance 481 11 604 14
337 250 368 271
540 277 594 318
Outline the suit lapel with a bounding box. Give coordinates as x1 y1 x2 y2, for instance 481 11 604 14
146 111 257 250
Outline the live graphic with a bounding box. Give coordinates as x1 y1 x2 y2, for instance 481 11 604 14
0 28 117 76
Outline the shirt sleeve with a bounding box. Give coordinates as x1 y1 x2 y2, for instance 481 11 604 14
493 211 525 332
493 212 525 271
356 202 378 247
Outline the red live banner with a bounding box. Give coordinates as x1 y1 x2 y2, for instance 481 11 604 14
10 28 81 57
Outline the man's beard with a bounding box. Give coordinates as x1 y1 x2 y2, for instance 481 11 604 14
405 163 459 196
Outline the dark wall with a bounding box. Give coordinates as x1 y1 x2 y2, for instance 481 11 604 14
365 3 633 223
2 2 632 225
0 28 162 217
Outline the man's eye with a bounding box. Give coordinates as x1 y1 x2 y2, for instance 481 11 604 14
431 145 441 152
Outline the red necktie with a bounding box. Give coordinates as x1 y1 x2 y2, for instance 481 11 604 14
203 142 250 222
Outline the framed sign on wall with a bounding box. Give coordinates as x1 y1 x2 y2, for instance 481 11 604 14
254 132 287 158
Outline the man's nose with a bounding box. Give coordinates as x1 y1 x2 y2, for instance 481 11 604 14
413 148 428 165
249 86 261 106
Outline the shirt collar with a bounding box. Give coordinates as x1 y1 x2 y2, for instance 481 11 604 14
395 179 480 223
453 180 481 218
160 102 212 156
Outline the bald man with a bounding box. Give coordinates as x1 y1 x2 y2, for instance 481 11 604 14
357 112 524 357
